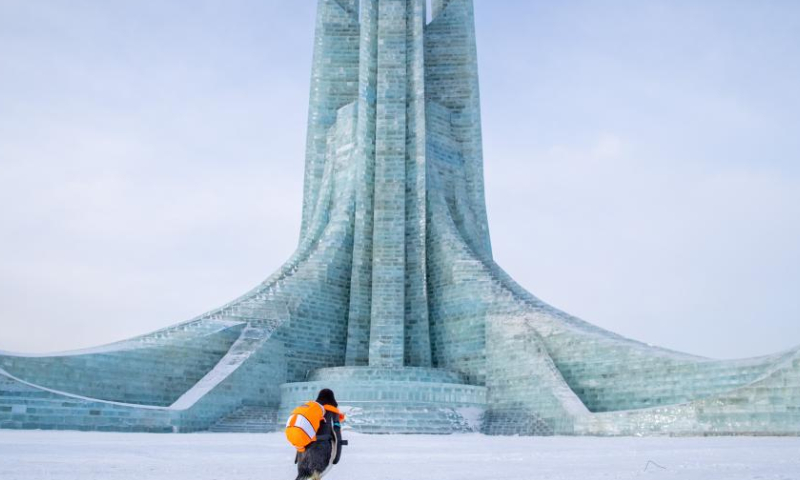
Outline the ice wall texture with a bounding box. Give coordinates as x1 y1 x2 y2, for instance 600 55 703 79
1 0 799 435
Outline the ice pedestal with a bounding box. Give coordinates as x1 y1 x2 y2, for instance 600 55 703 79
279 367 487 434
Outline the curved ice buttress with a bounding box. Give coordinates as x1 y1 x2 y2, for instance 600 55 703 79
0 103 360 418
425 97 798 433
0 326 280 432
576 347 800 435
0 323 245 406
426 144 589 435
427 154 800 433
482 254 799 414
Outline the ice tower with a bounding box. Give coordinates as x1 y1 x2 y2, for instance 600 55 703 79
1 0 799 435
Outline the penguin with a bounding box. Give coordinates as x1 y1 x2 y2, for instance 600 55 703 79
294 389 346 480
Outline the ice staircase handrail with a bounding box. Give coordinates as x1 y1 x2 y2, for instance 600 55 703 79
170 325 272 410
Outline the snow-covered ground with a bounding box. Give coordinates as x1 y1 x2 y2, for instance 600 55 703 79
1 431 799 480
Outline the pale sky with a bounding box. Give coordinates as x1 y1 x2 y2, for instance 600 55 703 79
0 0 798 359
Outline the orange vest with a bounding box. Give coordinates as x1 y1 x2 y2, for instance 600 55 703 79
285 402 346 452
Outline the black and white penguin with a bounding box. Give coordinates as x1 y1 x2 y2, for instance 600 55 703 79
295 389 346 480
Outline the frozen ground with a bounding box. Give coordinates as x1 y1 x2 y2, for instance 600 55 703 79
0 431 799 480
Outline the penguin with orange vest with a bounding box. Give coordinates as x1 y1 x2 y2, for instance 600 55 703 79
285 389 347 480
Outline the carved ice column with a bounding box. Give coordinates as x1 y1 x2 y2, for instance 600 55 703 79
404 0 432 367
300 0 360 239
369 0 408 367
346 0 378 367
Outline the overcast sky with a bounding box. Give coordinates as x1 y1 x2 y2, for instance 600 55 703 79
0 0 798 359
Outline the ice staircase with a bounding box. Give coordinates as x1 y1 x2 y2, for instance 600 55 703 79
208 405 280 433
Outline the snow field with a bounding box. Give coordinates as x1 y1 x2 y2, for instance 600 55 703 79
0 431 799 480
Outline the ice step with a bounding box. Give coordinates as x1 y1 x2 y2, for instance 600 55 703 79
208 406 280 433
